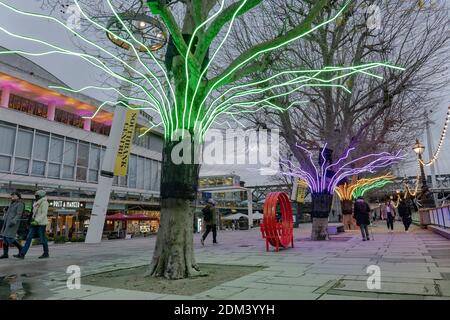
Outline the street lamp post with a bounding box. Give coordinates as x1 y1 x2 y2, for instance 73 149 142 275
412 139 436 208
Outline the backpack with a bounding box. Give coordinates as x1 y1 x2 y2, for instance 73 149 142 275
202 205 212 222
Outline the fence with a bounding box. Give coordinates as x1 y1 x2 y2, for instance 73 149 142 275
419 205 450 229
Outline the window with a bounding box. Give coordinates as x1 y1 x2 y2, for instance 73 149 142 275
14 128 33 175
55 109 83 129
151 160 159 191
33 133 49 161
88 145 100 183
48 136 64 178
137 157 144 189
0 124 15 172
31 161 46 176
76 143 89 182
9 94 48 118
62 139 76 180
14 158 29 175
31 133 49 177
150 135 164 153
48 163 61 178
128 155 137 188
144 159 151 190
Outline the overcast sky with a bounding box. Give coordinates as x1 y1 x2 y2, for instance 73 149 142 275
0 0 449 185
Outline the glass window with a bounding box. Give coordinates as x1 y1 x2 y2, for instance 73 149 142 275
137 157 144 189
63 140 77 165
15 129 33 158
48 163 61 178
0 155 11 172
128 155 137 188
77 143 89 167
8 94 48 117
76 167 87 181
119 175 127 187
55 109 83 129
49 137 63 163
113 176 118 186
150 135 164 153
62 165 74 180
89 145 100 170
33 133 49 161
0 124 15 155
14 158 29 175
31 160 46 176
144 159 151 190
89 169 98 183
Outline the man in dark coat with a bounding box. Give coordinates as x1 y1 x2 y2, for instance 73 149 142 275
353 196 371 241
0 192 24 258
398 199 412 232
201 199 218 245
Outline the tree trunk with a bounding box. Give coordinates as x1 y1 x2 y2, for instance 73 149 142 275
147 140 201 279
310 193 333 241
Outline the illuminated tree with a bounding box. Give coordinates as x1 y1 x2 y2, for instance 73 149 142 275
280 143 402 239
228 0 449 239
0 0 403 278
335 173 395 215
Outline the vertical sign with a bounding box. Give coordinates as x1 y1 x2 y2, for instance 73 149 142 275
296 179 308 204
114 109 139 176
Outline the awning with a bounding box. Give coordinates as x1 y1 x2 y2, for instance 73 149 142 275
125 214 158 221
105 213 128 221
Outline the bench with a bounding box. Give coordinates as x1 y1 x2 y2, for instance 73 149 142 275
327 223 345 235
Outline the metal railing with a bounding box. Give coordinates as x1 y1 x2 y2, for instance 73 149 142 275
419 205 450 229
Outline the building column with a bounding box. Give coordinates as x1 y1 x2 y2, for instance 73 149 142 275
47 102 56 121
83 118 91 131
0 87 11 108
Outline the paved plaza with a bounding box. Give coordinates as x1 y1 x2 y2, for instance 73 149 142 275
1 223 450 300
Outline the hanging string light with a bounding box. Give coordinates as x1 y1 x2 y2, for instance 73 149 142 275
419 105 450 167
403 162 421 197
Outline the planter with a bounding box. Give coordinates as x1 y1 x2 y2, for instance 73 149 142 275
311 193 333 218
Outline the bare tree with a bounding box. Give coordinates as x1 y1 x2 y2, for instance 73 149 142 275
226 0 450 239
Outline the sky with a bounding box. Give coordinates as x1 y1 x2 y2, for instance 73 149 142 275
0 0 449 186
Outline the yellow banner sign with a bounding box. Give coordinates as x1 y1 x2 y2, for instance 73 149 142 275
114 109 139 176
296 179 308 203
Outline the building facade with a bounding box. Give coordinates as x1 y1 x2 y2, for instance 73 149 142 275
0 48 163 239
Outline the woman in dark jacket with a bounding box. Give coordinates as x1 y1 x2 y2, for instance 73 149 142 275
353 196 371 241
398 199 412 232
0 192 24 258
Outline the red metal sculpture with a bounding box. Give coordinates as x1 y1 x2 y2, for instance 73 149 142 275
260 192 294 252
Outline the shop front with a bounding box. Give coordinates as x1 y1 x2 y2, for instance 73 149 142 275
103 211 160 240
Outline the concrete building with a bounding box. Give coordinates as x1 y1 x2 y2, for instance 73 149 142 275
0 47 163 239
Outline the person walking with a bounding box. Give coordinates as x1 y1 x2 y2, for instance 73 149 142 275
342 200 354 230
398 198 412 232
0 192 24 259
201 199 217 245
14 190 49 259
353 196 371 241
381 198 396 232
